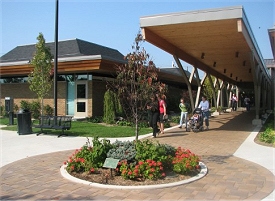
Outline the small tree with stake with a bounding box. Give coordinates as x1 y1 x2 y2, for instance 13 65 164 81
108 33 167 140
28 33 53 117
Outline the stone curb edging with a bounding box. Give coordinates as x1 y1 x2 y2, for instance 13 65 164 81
60 161 208 190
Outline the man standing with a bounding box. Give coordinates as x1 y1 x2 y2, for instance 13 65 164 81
198 95 210 130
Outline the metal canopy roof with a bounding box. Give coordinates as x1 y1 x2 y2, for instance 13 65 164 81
140 6 269 86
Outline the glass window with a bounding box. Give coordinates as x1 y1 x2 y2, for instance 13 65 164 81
77 102 86 112
76 74 87 80
77 84 86 98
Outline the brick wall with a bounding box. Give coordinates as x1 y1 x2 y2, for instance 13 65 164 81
0 81 187 117
0 82 67 116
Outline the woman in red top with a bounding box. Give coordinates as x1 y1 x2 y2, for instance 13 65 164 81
157 94 167 134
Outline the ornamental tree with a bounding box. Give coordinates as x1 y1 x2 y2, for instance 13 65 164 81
108 33 167 140
28 33 53 117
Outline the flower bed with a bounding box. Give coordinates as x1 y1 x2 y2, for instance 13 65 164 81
64 137 201 185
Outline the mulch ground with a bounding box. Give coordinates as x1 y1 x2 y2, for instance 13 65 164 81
69 168 200 186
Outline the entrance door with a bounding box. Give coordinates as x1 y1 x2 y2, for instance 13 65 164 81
74 81 87 118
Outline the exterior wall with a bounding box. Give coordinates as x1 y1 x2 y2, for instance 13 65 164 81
0 82 67 116
0 80 189 118
91 80 107 117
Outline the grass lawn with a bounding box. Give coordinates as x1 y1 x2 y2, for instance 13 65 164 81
0 117 152 138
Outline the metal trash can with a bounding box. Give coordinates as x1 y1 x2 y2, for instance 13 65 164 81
17 109 32 135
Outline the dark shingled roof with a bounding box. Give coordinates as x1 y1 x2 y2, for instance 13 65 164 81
160 67 191 77
0 38 124 63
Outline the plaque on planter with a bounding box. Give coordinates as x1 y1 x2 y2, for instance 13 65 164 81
103 158 119 169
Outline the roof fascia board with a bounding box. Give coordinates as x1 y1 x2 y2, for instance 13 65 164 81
140 6 243 27
240 9 270 80
0 55 125 67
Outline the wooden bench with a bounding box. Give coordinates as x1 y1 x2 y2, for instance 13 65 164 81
33 116 72 137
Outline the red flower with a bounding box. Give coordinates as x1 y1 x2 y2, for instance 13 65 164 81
138 161 144 165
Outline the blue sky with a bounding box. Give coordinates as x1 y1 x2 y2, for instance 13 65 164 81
1 0 274 69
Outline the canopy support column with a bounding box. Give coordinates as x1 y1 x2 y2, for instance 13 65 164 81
207 74 217 109
216 79 224 109
173 56 195 110
194 68 206 108
251 55 262 125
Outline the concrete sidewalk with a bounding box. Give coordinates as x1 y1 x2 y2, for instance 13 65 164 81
234 125 275 201
0 127 154 168
0 111 274 200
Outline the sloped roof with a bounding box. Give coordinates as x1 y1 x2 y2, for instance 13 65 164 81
0 38 124 63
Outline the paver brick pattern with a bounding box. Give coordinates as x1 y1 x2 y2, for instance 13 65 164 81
0 110 274 200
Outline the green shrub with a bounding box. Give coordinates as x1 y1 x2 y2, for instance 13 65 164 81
210 107 216 113
135 139 176 168
20 100 41 119
0 105 4 116
117 120 132 127
44 104 53 116
20 100 31 110
260 125 275 144
66 137 113 173
170 115 180 123
86 116 103 123
259 114 275 144
138 120 149 128
103 90 125 124
30 100 41 119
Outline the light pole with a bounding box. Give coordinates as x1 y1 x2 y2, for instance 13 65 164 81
54 0 59 116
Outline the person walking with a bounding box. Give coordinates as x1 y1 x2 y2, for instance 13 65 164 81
244 96 251 111
147 94 160 138
231 94 238 111
198 95 210 130
157 94 167 134
179 97 188 128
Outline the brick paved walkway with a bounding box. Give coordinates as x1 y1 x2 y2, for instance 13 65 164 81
1 111 274 200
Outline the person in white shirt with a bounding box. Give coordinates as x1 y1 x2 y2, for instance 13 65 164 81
198 95 210 130
231 94 238 111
